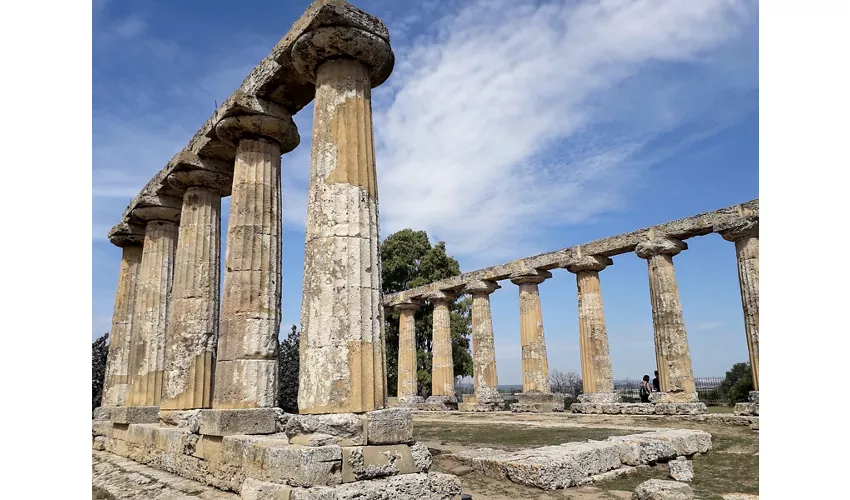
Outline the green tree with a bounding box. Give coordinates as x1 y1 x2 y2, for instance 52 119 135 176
719 361 754 404
381 229 472 398
277 324 300 413
92 333 109 410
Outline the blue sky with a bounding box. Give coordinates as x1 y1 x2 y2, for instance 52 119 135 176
92 0 758 385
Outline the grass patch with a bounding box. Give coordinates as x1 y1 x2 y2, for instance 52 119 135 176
707 405 736 414
414 422 634 450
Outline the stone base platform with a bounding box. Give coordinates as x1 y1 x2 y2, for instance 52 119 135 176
734 391 759 415
570 402 708 415
457 394 503 412
510 392 565 413
577 393 622 404
422 395 458 411
453 429 712 491
92 407 460 499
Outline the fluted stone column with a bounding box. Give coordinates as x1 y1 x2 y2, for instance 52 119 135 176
211 112 299 410
291 23 394 414
562 252 620 403
126 200 181 407
394 300 423 404
635 237 698 403
102 223 145 407
465 280 504 409
721 220 759 393
161 169 232 410
426 291 457 407
510 271 553 393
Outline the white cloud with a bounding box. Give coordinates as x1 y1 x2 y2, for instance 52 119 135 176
373 0 757 264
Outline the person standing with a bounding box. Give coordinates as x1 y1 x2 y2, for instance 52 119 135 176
639 375 652 403
652 370 660 393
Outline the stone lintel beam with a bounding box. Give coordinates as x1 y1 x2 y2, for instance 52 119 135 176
383 199 758 306
509 270 552 286
463 280 500 295
108 222 145 248
113 0 386 231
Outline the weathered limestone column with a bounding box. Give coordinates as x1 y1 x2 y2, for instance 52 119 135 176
635 236 698 403
394 299 423 405
465 280 504 410
161 166 232 410
424 291 457 409
720 220 759 392
126 198 182 407
510 271 553 393
562 251 620 403
101 223 145 407
211 110 299 410
291 22 394 414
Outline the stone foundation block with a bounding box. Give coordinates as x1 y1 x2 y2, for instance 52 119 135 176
458 402 502 412
571 402 707 415
93 420 113 437
423 395 458 411
365 408 413 445
200 408 279 436
649 392 699 404
632 478 694 499
287 472 461 500
396 395 425 405
243 442 343 487
578 393 623 404
748 391 759 403
241 478 293 500
668 457 693 482
111 406 159 424
510 392 564 413
285 413 366 446
341 444 419 482
734 402 759 416
93 407 114 420
607 430 712 466
160 409 203 433
410 442 432 472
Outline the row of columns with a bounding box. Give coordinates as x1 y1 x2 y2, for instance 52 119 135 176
392 226 759 405
102 22 395 415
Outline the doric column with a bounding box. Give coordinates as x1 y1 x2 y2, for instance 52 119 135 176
465 280 504 408
126 198 181 407
561 250 620 403
720 220 759 392
212 110 300 409
394 299 422 404
160 164 232 410
510 270 553 393
291 22 394 414
427 291 457 401
101 223 145 407
635 236 698 402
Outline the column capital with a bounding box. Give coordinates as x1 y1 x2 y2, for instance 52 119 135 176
130 194 182 223
214 113 300 154
464 279 500 295
561 254 613 274
392 298 422 311
108 222 145 248
291 25 394 88
510 269 552 286
635 237 687 259
170 150 231 174
167 169 233 197
424 290 457 303
717 219 759 242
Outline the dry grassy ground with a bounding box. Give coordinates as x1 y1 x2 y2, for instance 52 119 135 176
413 412 758 500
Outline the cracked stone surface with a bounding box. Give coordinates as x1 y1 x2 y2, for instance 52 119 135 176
668 456 694 482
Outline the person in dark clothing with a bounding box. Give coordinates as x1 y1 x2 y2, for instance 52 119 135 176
639 375 652 403
652 371 660 392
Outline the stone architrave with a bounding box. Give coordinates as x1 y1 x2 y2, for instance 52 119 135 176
160 167 232 410
394 300 423 404
561 250 620 403
465 280 504 408
212 110 300 409
635 236 698 402
126 199 182 407
427 291 457 401
290 23 394 414
101 223 145 407
510 270 553 393
720 220 759 392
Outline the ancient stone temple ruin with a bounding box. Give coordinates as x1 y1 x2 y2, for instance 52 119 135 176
94 2 460 498
92 1 759 497
385 201 759 417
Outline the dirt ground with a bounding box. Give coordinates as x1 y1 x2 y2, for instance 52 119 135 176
413 412 758 500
